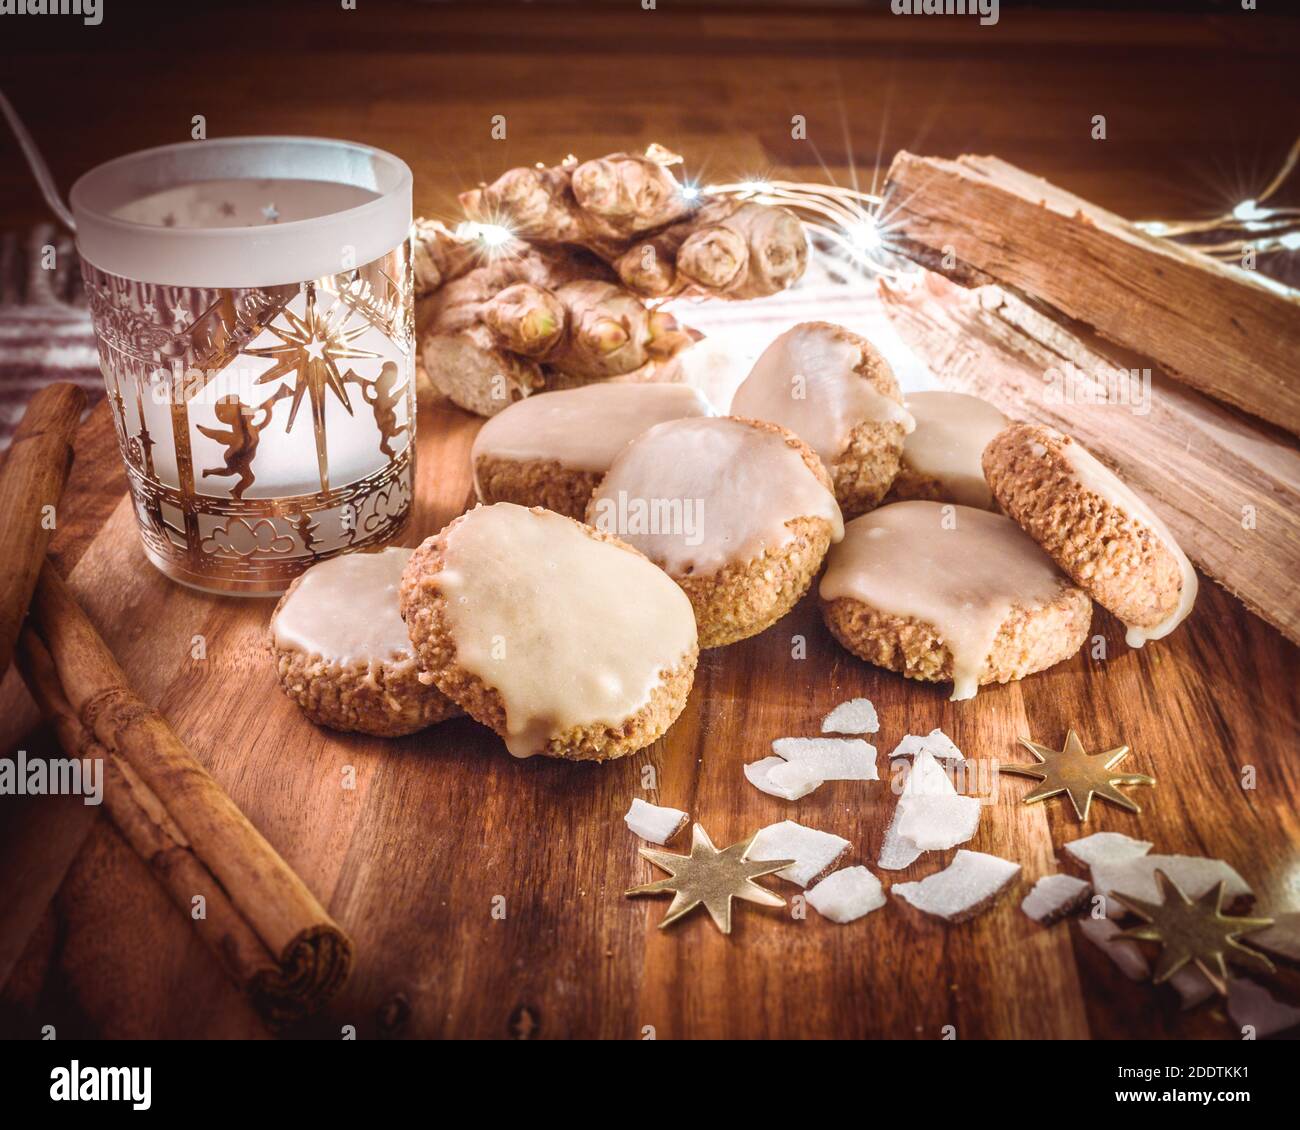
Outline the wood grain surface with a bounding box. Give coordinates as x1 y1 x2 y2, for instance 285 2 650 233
1 2 1298 1040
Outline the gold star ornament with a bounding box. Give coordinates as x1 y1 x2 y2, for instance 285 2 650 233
1113 870 1275 995
626 823 793 934
1000 728 1154 820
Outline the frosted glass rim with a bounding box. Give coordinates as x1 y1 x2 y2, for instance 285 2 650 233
70 135 412 288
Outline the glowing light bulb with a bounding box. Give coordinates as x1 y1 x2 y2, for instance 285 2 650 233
680 183 700 201
847 216 882 252
476 223 514 247
740 179 772 195
1233 198 1270 224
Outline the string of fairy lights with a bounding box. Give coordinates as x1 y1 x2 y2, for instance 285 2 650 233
697 137 1300 295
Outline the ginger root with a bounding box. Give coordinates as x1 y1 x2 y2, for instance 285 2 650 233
613 199 808 299
460 150 692 257
416 147 809 416
416 241 693 416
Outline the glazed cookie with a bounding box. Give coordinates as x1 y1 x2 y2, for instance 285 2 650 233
587 415 844 648
730 321 913 518
400 503 698 761
471 382 713 520
820 501 1091 700
886 391 1008 510
269 547 460 737
982 424 1197 646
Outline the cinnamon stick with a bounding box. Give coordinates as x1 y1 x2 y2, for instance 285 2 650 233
15 630 283 1004
0 382 84 679
25 563 353 1025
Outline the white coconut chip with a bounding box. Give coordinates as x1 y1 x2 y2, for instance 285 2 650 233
1062 831 1154 869
623 798 688 845
1021 874 1093 925
1227 977 1300 1038
896 793 982 851
1078 916 1150 981
748 820 851 888
892 850 1021 923
820 697 879 734
743 756 822 801
876 750 980 866
889 728 965 762
806 866 887 923
1090 854 1252 908
1247 912 1300 963
771 737 879 780
877 804 924 871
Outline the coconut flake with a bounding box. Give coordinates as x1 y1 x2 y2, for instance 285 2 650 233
1078 916 1150 981
623 798 688 844
876 750 979 865
1062 831 1153 869
806 866 887 923
1227 978 1300 1038
1021 874 1092 925
771 737 878 780
892 850 1021 923
748 820 851 888
820 697 879 734
889 728 965 762
1091 854 1252 908
877 804 924 871
1247 912 1300 963
744 756 822 801
896 794 982 851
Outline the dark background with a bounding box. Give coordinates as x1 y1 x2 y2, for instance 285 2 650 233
2 1 1297 240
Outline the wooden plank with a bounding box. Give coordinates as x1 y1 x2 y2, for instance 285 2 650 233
879 271 1300 645
3 4 1300 1041
3 390 1297 1039
883 151 1300 437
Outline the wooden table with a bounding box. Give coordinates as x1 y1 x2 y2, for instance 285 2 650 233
2 2 1298 1040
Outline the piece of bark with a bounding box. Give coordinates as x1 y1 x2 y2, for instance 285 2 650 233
880 270 1300 645
884 151 1300 438
22 564 353 1026
0 383 84 679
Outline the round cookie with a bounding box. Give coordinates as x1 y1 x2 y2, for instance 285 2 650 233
587 415 844 649
401 503 698 761
885 391 1008 510
819 501 1091 700
982 424 1197 646
730 321 913 518
269 547 460 737
471 382 713 520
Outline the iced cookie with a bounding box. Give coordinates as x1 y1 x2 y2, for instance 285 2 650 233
886 391 1008 510
982 424 1197 646
730 322 913 518
400 503 698 761
269 547 460 737
587 415 844 648
471 382 713 520
819 501 1091 700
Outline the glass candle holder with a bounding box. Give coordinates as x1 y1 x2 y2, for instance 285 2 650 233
70 136 415 596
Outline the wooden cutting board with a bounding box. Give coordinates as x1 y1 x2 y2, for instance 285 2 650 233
2 381 1298 1040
